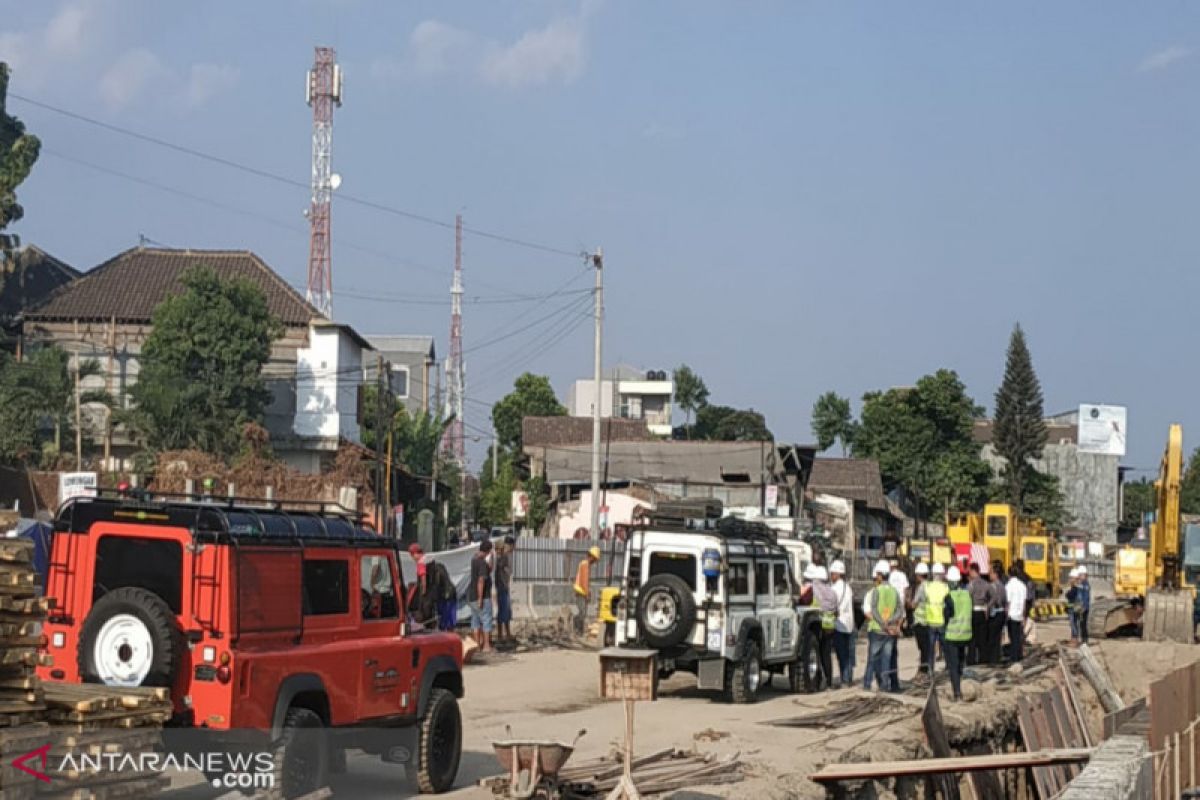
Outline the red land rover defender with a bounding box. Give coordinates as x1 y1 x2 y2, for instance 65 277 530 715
37 491 464 796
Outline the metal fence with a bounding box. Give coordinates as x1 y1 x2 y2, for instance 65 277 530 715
512 537 627 585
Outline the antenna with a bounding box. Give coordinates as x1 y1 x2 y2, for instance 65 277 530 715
305 46 342 319
443 214 466 468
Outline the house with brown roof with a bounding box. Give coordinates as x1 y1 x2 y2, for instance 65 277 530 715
806 457 901 552
20 246 374 473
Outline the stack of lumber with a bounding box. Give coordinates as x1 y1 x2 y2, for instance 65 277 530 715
0 539 50 726
481 747 743 797
0 538 50 800
37 684 173 800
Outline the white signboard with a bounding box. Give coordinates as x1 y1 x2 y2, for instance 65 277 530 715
1077 404 1127 456
511 491 529 520
765 485 779 510
58 472 97 503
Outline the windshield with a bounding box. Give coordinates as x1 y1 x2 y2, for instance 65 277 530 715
1184 525 1200 568
1023 542 1046 563
987 516 1007 539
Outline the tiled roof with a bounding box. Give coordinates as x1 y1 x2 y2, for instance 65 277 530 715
523 416 654 448
0 245 79 322
25 247 319 326
537 440 777 486
808 457 888 510
973 419 1077 445
365 335 436 359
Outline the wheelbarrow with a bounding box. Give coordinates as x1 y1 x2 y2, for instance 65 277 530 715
491 726 587 799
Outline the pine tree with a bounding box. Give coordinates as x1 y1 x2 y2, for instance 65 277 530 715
993 324 1047 508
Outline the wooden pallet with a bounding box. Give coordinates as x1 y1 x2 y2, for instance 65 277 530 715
44 684 171 716
38 773 169 800
0 596 51 615
0 539 33 563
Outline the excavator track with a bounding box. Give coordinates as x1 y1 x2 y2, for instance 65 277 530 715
1088 597 1139 640
1143 589 1196 643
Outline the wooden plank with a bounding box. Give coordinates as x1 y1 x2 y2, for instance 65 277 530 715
1017 697 1053 800
810 749 1094 782
1048 688 1083 786
920 685 960 800
1059 654 1093 748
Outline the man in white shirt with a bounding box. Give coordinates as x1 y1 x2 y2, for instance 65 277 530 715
1005 566 1028 663
829 560 856 685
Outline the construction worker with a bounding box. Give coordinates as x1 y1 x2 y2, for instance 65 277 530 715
986 561 1007 665
910 562 931 676
863 560 903 692
1005 563 1029 663
829 560 855 686
573 546 601 636
966 562 989 666
811 565 838 690
944 566 973 701
1075 565 1091 645
1065 567 1082 644
923 562 950 676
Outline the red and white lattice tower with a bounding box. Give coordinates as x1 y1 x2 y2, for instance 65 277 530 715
305 46 342 318
443 214 466 465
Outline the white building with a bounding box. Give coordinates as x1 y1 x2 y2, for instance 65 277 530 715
565 365 674 437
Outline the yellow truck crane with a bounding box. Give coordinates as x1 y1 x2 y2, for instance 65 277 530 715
1090 424 1197 643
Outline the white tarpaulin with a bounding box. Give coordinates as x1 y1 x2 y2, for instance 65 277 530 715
1077 404 1127 456
398 542 481 614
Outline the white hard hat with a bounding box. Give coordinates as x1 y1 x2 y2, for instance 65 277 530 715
1068 567 1080 578
873 560 891 576
915 562 930 576
932 562 946 575
947 566 962 582
1078 565 1087 575
829 560 846 575
803 565 819 581
815 566 829 581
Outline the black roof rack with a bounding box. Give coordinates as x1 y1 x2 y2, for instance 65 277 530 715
55 490 385 547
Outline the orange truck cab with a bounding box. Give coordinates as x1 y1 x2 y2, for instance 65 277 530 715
38 491 464 795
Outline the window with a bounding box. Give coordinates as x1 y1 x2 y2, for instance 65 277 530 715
649 552 696 590
772 562 789 597
755 562 771 597
727 562 750 596
303 559 349 616
1022 542 1046 563
986 516 1007 539
391 366 409 399
95 537 183 613
361 555 399 619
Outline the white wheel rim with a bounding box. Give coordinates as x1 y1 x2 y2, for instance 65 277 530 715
93 614 153 687
646 592 677 632
747 657 761 691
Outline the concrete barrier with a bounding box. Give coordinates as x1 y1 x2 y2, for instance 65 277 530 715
1059 735 1151 800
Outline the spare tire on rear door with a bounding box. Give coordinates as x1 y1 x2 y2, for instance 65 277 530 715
637 574 697 649
78 586 181 688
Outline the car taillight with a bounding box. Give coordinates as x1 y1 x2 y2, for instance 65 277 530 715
217 666 232 684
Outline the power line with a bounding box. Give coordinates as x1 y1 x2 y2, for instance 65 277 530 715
14 92 587 260
462 290 593 356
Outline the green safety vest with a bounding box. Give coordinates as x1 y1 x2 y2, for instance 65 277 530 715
913 582 928 626
924 580 949 626
947 589 973 642
810 589 836 631
867 584 899 634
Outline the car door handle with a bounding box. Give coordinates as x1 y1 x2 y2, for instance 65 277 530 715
365 658 377 667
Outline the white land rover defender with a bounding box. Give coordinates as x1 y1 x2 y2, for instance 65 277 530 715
614 501 824 703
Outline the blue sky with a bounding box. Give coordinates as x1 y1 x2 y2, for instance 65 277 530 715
3 1 1198 472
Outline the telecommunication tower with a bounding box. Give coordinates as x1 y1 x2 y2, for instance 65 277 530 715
444 214 466 466
305 46 342 318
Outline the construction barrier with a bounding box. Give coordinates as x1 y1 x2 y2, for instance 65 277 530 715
1031 599 1068 620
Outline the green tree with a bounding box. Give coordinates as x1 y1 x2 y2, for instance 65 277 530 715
0 346 109 466
524 475 550 534
673 364 709 436
1122 478 1155 529
477 453 517 528
853 369 990 518
0 63 40 254
1181 447 1200 515
125 267 283 458
1011 470 1068 530
992 324 1047 508
491 373 565 454
811 391 854 454
692 404 772 441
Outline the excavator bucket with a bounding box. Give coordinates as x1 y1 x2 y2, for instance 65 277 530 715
1088 597 1140 639
1143 589 1195 643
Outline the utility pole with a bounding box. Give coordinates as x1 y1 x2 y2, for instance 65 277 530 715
588 248 604 540
73 320 82 470
492 429 499 481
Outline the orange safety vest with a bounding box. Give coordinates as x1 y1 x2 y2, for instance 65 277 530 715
574 558 591 597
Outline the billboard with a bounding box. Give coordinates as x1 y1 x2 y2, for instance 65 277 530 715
1077 404 1127 456
58 472 97 504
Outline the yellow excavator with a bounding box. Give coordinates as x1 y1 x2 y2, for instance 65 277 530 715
1090 424 1197 642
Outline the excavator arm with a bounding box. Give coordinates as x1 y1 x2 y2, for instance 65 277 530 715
1152 423 1183 589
